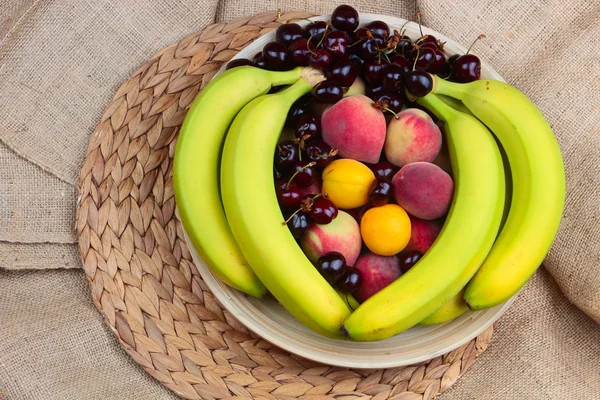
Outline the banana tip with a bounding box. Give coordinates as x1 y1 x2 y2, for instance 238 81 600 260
340 325 351 340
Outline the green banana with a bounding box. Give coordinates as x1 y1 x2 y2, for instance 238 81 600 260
342 94 506 341
431 77 566 310
418 289 469 326
220 76 353 338
174 66 303 298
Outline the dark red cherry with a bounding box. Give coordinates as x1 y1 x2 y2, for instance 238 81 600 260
253 52 267 69
292 160 317 187
359 37 382 61
370 161 398 180
331 5 359 32
447 54 460 65
411 46 436 71
276 179 303 208
310 197 338 224
295 115 321 139
309 49 333 70
452 54 481 82
304 21 328 42
366 20 390 39
276 23 305 47
339 269 362 293
327 59 359 87
382 63 405 91
405 70 433 98
364 61 386 84
416 35 439 48
370 179 392 206
287 211 309 238
312 80 343 104
396 37 413 58
372 92 404 114
428 49 446 74
263 42 290 70
316 252 347 284
400 252 422 272
225 58 253 70
289 39 316 66
437 54 459 80
390 54 410 74
365 84 385 100
287 95 312 125
306 139 336 167
274 140 299 168
323 31 351 59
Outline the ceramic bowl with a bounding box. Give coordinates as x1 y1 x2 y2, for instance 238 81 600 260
185 13 516 369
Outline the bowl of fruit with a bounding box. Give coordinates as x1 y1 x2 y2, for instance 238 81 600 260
173 5 565 368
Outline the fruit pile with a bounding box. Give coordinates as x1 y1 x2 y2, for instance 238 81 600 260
173 5 565 342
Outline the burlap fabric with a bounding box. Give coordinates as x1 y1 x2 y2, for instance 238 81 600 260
1 0 599 399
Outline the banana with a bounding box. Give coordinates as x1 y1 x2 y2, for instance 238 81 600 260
220 72 353 338
342 94 505 341
418 289 469 326
431 76 566 310
174 66 304 298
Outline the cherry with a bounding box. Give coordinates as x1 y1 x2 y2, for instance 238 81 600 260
287 211 309 238
370 161 398 180
400 251 422 272
316 252 347 284
276 23 305 47
382 63 405 91
327 59 358 87
372 92 404 114
405 70 433 98
452 54 481 82
289 39 315 66
390 54 410 74
274 140 298 168
359 37 382 61
323 31 351 59
437 54 459 80
309 49 333 70
295 115 321 139
313 80 343 103
366 20 390 39
416 34 440 49
348 53 365 67
364 60 386 84
253 52 267 69
287 95 312 125
428 49 446 74
225 58 253 70
396 37 413 58
411 46 435 71
304 21 328 42
263 42 290 70
291 160 317 187
447 54 460 65
452 34 486 83
370 179 392 206
331 5 359 32
276 179 303 208
339 269 362 293
310 197 338 224
306 139 337 167
365 84 386 100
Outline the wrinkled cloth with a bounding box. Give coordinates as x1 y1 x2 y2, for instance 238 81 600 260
1 0 599 399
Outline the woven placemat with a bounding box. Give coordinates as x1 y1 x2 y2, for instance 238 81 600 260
75 10 494 400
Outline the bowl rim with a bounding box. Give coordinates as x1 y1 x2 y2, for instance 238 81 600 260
188 12 518 369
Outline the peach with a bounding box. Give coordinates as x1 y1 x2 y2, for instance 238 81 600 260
392 162 454 220
403 216 444 254
353 252 402 302
321 95 386 163
300 210 362 266
384 108 442 167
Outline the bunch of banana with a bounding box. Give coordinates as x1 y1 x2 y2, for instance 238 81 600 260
343 77 565 340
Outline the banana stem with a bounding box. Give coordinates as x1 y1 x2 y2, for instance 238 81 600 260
416 93 457 122
431 75 467 100
265 67 305 87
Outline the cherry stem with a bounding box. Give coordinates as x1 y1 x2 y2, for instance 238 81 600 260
316 21 331 48
416 11 424 37
285 161 317 190
412 43 420 71
348 36 367 47
282 208 302 225
306 36 317 56
276 9 282 23
382 50 392 64
383 107 400 119
466 34 486 54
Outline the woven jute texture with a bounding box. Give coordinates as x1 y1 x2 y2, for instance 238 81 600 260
75 11 494 400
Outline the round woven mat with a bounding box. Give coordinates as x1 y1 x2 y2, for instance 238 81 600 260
76 10 494 400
